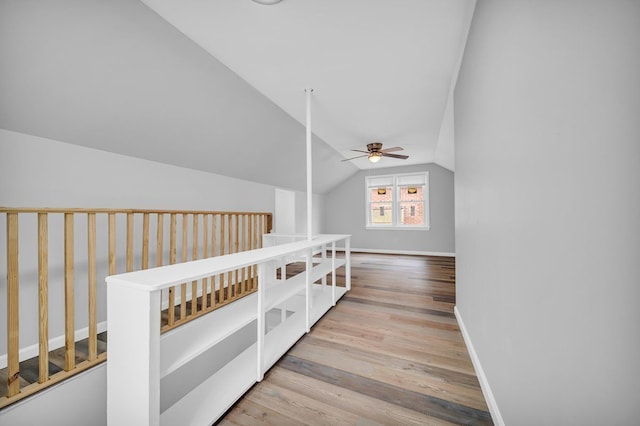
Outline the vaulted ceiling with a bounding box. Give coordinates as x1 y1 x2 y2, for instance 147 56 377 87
142 0 475 171
0 0 474 193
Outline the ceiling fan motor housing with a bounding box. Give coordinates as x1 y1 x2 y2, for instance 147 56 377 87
367 142 383 152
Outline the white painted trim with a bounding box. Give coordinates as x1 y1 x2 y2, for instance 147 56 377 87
454 306 505 426
336 247 455 257
0 321 108 368
365 225 430 231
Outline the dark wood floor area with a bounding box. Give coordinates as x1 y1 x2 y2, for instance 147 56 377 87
218 253 492 425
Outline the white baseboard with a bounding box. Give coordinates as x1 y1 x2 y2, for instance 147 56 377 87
0 321 108 369
454 306 505 426
336 247 456 257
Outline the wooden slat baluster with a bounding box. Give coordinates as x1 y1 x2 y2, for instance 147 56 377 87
246 214 251 291
227 214 233 299
251 214 258 289
157 213 164 267
211 214 217 307
126 212 133 272
266 213 273 235
257 214 262 249
168 213 176 326
180 213 188 320
142 213 149 269
220 214 226 304
241 214 246 293
7 212 20 396
87 213 97 361
247 214 253 291
251 214 256 291
191 214 198 314
202 214 209 311
234 214 240 297
38 213 49 383
64 213 75 371
108 213 116 275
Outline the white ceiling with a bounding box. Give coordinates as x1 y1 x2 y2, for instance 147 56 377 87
142 0 475 171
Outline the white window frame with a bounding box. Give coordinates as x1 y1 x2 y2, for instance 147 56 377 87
365 172 430 231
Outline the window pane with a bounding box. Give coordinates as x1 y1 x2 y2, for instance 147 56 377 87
370 187 393 202
399 185 424 202
400 202 423 225
371 203 393 224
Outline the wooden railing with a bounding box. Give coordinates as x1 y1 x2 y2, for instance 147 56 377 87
0 207 272 409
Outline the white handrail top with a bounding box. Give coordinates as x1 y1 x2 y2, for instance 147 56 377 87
106 234 350 292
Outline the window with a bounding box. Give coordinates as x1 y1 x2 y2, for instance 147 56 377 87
366 172 429 230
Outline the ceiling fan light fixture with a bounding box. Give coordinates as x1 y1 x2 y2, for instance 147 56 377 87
368 152 382 163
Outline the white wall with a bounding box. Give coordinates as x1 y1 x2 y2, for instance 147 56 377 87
0 128 276 211
454 1 640 424
323 163 454 254
274 188 296 234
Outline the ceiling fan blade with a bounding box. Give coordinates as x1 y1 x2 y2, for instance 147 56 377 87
350 149 370 154
380 146 404 153
342 154 369 162
382 153 409 160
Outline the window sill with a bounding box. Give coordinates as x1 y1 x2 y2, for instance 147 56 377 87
365 226 430 231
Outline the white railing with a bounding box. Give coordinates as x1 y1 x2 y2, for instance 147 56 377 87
106 234 351 426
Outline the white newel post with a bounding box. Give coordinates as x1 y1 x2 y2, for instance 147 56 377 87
305 248 313 332
345 237 351 291
256 262 266 382
331 241 336 305
321 243 327 286
107 282 161 426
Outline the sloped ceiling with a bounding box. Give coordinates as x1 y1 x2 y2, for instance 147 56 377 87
141 0 475 171
0 0 356 194
0 0 474 194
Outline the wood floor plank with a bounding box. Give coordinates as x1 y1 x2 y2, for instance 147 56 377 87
245 379 362 425
309 324 474 372
341 296 456 318
313 316 470 361
266 367 457 426
319 309 464 342
288 338 488 411
219 398 301 426
279 355 492 425
347 286 455 312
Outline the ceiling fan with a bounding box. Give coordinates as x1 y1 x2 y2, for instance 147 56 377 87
342 142 409 163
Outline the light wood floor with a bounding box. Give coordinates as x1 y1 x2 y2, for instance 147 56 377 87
217 253 492 425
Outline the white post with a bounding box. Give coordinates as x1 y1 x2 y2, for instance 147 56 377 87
305 249 312 332
345 237 351 291
321 243 327 287
257 262 266 381
305 88 313 241
331 241 336 305
107 283 160 426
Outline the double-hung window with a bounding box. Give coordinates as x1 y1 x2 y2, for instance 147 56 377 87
365 172 429 230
